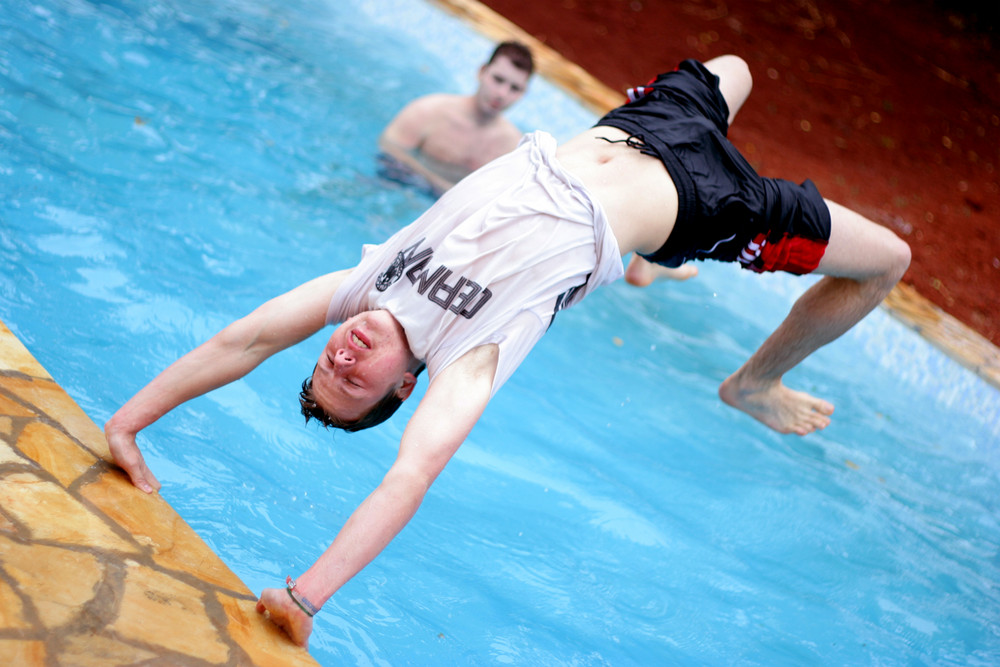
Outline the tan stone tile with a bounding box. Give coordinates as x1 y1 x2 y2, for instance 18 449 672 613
0 575 33 631
0 534 103 629
218 593 320 666
80 471 249 594
0 392 36 419
1 377 110 461
0 472 137 554
0 441 27 466
17 421 100 488
0 510 18 536
0 639 47 665
58 633 158 665
110 561 230 664
0 321 50 378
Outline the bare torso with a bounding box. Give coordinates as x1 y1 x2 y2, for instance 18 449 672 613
556 126 678 258
416 95 521 177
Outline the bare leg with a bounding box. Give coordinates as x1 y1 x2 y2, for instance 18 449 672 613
625 255 698 286
718 201 911 435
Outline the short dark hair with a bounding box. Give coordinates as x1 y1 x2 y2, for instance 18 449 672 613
487 41 534 77
298 362 425 433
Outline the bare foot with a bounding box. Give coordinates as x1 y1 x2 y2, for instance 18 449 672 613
624 255 698 287
718 374 834 435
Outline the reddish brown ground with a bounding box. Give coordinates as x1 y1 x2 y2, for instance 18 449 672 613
481 0 999 346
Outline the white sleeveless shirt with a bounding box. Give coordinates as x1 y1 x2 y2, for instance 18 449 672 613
327 132 624 397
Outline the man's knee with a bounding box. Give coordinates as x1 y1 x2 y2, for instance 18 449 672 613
883 232 911 283
855 229 910 293
867 218 912 283
821 200 911 284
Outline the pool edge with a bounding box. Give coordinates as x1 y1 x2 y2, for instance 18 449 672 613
0 319 319 666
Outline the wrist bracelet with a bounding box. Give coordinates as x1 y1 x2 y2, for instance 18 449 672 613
285 576 320 617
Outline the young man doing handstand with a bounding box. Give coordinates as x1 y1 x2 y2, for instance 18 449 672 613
106 55 910 648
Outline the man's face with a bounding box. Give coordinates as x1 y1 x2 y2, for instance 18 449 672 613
475 55 530 116
310 310 416 422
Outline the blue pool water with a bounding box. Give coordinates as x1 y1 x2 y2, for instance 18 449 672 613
3 0 1000 664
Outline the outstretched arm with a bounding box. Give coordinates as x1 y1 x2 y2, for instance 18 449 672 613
256 343 499 647
105 269 351 492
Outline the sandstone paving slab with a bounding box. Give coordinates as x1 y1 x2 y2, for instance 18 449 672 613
0 576 32 631
17 420 102 488
0 472 138 554
80 469 248 592
0 323 48 377
2 374 111 461
0 535 105 629
0 392 35 419
58 634 159 666
0 640 47 665
0 441 23 466
110 561 231 663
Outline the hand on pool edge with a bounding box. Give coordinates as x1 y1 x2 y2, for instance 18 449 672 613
104 422 161 494
256 586 313 649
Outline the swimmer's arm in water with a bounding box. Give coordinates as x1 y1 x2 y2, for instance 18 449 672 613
105 269 352 492
379 96 456 195
256 343 499 648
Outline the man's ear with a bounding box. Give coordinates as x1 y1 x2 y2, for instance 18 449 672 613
395 372 418 402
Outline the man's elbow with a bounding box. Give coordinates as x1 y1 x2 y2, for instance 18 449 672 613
378 128 416 157
381 463 437 506
215 315 267 357
376 133 394 157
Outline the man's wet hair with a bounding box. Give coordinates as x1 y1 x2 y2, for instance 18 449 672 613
487 41 534 77
298 362 425 433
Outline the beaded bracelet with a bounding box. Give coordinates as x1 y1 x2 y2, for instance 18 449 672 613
285 576 321 617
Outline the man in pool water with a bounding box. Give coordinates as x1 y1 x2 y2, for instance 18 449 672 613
105 55 910 648
377 41 533 195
